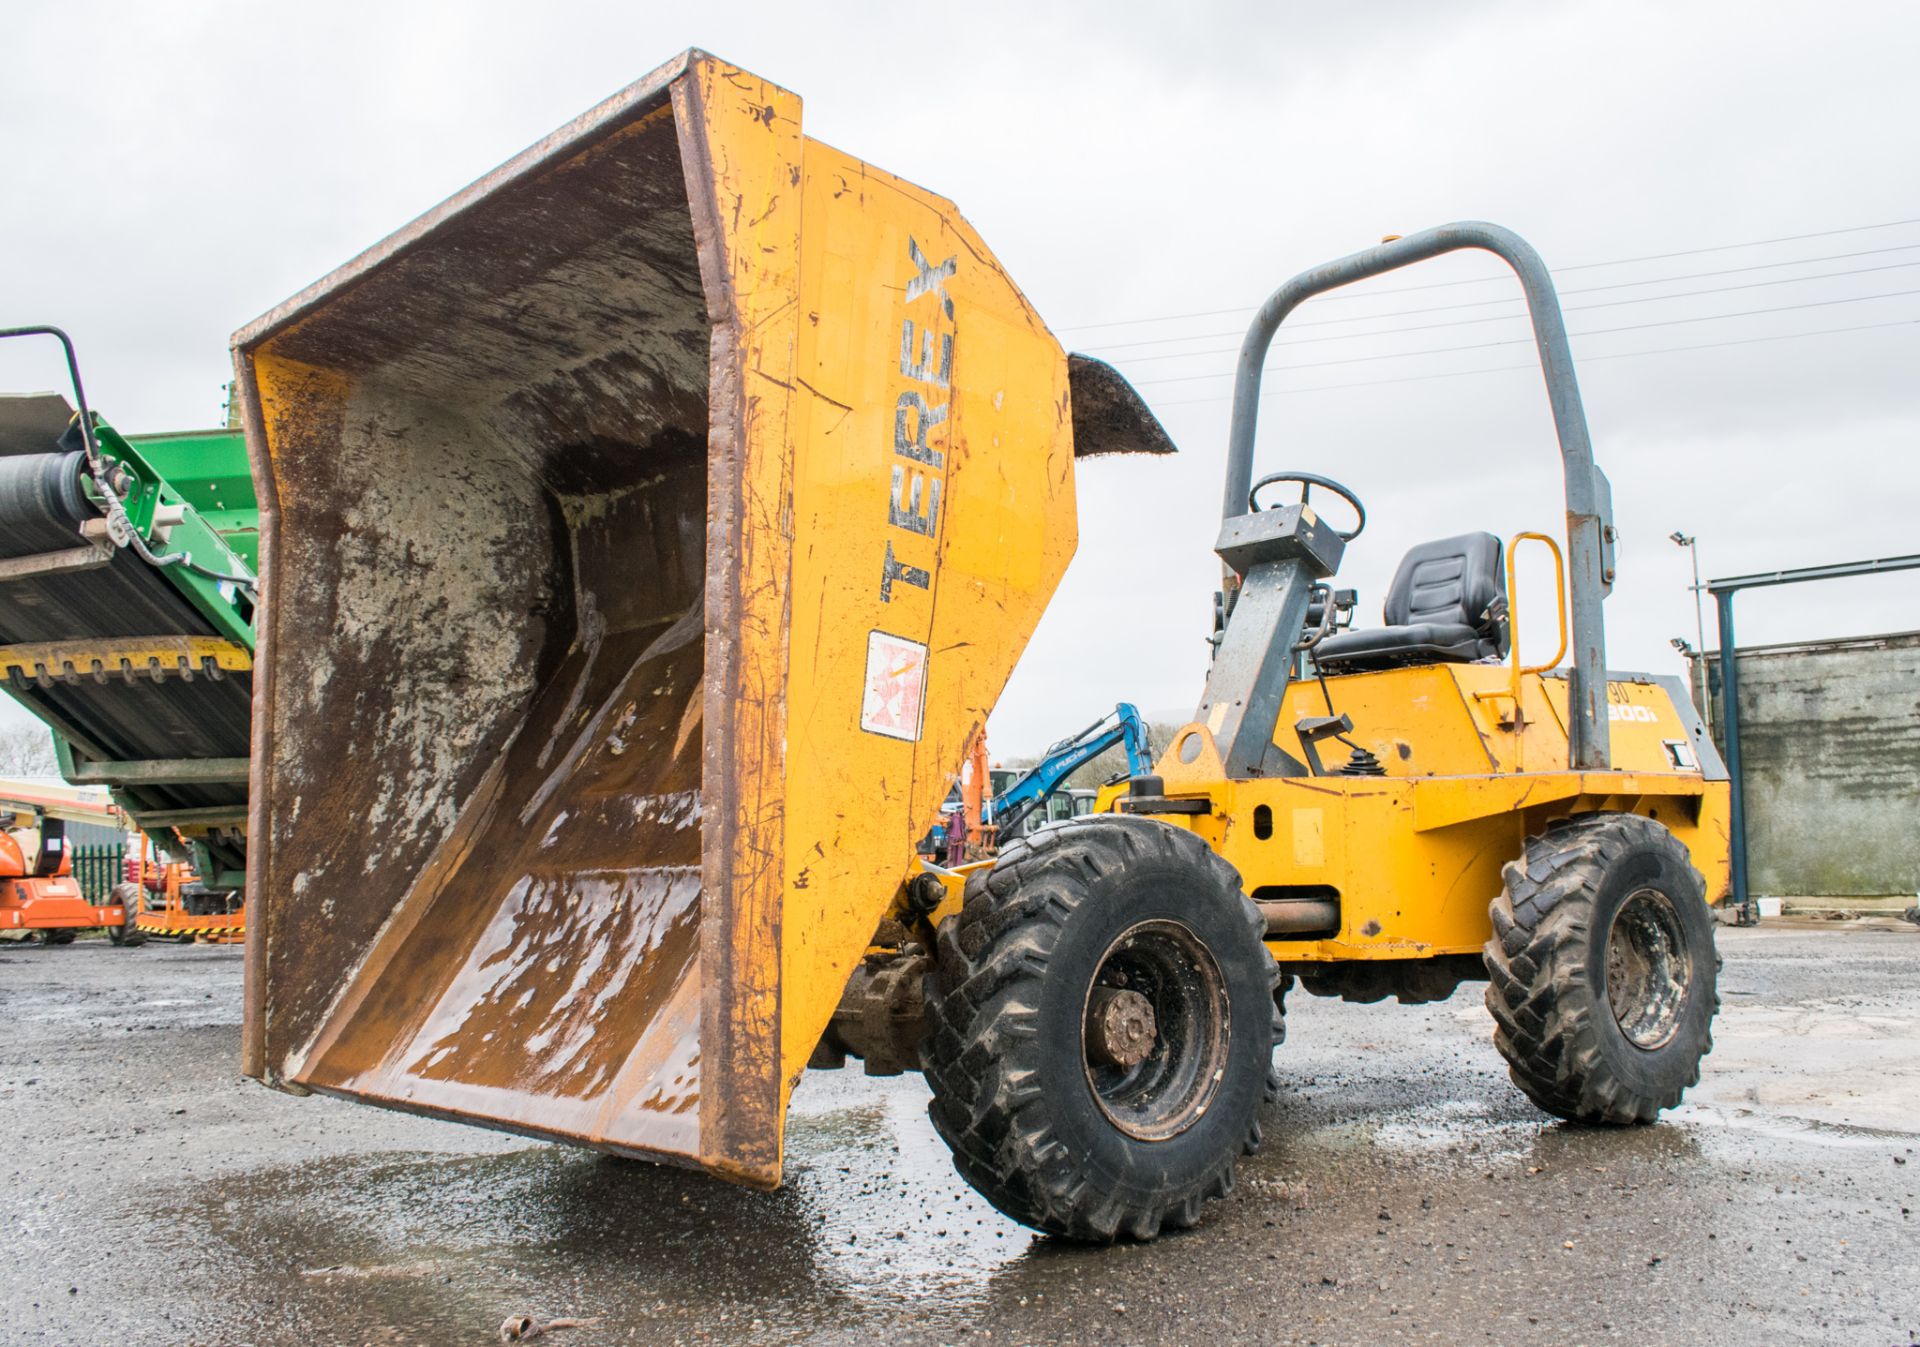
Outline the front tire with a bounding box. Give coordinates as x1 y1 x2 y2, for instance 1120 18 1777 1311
1484 812 1718 1124
922 815 1280 1241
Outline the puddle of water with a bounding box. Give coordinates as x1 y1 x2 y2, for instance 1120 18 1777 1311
1285 1098 1724 1180
1299 1097 1545 1164
785 1076 1031 1296
140 1071 1033 1344
1671 1100 1918 1149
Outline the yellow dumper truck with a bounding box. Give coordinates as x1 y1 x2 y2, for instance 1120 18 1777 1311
233 50 1728 1242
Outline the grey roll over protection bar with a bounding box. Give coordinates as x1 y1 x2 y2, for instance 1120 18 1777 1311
1220 222 1614 769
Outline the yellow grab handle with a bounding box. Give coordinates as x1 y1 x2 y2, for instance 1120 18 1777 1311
1507 531 1569 682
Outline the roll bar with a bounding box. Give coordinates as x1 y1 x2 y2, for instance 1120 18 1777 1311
1221 222 1614 769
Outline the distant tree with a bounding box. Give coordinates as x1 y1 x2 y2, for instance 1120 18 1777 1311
0 723 59 778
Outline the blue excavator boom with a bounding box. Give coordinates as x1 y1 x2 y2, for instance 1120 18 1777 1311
987 704 1153 838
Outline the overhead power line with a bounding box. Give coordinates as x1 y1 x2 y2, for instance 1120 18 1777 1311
1131 286 1920 387
1103 259 1920 366
1147 317 1919 409
1084 241 1920 354
1058 216 1920 335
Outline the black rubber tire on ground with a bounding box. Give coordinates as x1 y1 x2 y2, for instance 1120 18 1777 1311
1484 812 1719 1125
43 929 76 945
105 882 147 947
922 814 1281 1242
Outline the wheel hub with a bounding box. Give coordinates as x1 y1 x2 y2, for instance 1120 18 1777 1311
1605 886 1692 1049
1086 987 1158 1069
1081 919 1230 1142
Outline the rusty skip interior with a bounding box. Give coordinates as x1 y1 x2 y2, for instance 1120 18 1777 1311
241 95 738 1163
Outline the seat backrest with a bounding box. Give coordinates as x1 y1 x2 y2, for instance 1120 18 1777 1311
1382 532 1507 641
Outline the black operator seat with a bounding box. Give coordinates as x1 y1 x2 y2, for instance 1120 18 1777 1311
1313 532 1510 672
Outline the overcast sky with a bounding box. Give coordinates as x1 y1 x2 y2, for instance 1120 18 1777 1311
2 1 1914 755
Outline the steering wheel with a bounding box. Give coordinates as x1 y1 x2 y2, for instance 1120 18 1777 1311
1247 470 1366 541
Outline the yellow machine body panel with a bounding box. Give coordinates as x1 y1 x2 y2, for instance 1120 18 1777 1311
779 140 1076 1099
233 52 1076 1187
1143 666 1731 962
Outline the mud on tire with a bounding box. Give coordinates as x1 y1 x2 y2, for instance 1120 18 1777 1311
1484 812 1719 1125
921 815 1281 1241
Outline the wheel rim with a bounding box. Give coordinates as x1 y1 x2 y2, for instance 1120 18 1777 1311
1605 886 1692 1049
1081 919 1230 1141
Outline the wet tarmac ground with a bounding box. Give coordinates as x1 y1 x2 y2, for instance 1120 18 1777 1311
3 921 1916 1347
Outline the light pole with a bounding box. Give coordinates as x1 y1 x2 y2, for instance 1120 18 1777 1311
1670 532 1710 732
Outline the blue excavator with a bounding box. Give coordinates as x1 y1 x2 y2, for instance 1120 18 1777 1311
985 703 1155 839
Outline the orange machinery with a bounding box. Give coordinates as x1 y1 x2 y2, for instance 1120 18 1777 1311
0 800 133 944
960 728 994 857
919 729 997 863
0 782 241 944
126 833 244 943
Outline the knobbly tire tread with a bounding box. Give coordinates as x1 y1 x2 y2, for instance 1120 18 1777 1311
1484 812 1720 1125
922 815 1281 1242
106 882 146 947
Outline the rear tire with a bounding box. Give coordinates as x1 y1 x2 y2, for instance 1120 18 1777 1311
922 815 1280 1241
43 930 76 945
1484 812 1718 1124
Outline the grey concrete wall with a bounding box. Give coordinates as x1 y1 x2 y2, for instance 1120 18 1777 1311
1696 631 1920 897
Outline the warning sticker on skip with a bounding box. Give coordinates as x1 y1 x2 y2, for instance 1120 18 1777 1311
860 630 929 741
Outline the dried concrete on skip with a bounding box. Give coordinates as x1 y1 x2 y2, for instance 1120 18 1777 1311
2 921 1916 1346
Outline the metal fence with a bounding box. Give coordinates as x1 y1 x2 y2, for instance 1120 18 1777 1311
72 844 125 902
